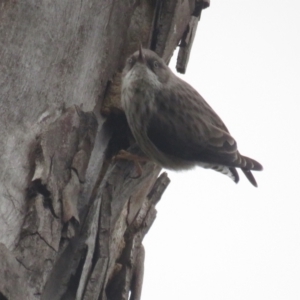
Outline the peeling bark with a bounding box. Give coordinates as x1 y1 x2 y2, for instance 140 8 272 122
0 0 208 299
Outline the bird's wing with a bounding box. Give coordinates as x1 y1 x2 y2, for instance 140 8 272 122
146 79 243 168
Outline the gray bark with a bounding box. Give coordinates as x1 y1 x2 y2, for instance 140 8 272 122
0 0 208 299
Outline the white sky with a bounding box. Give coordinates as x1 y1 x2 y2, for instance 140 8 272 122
143 1 300 299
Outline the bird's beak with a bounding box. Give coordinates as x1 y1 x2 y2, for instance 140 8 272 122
138 44 145 63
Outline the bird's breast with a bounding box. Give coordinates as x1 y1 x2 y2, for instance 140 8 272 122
121 68 159 117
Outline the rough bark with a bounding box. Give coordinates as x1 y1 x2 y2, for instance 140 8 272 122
0 0 209 299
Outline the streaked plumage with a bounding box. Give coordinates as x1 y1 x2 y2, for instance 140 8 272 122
121 47 263 186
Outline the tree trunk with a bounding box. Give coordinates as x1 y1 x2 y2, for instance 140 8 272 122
0 0 209 299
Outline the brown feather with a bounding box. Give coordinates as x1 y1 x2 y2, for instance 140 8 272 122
122 48 263 186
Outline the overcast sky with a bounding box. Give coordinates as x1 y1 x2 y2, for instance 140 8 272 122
143 1 300 299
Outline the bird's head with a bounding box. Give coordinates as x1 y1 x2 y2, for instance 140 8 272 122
122 46 171 85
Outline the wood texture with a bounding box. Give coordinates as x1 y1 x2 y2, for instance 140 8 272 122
0 0 208 299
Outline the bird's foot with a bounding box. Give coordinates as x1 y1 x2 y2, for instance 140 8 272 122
112 150 149 178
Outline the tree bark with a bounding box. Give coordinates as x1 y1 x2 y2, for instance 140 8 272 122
0 0 209 299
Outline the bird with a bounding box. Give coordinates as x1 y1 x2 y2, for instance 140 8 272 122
120 46 263 186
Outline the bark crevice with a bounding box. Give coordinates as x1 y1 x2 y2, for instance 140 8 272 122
0 0 208 298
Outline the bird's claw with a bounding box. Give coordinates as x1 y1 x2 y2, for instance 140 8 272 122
112 150 148 178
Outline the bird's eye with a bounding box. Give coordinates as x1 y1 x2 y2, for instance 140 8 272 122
128 57 133 64
153 61 159 68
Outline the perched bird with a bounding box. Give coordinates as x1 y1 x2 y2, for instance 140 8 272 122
121 46 263 186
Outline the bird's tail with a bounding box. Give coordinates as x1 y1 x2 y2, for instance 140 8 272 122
241 169 257 187
238 154 263 187
210 165 240 183
236 154 263 171
204 155 262 187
